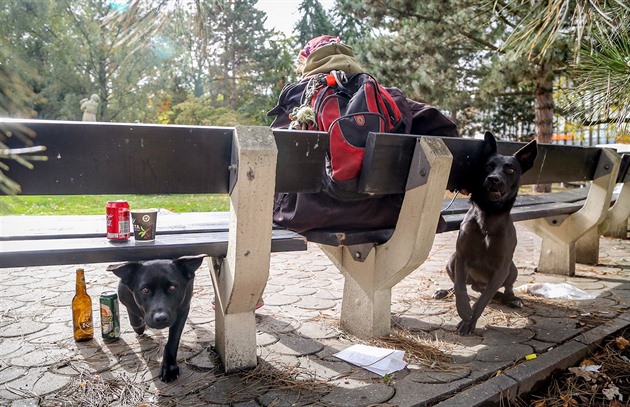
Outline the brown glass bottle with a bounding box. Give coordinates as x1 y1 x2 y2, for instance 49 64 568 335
72 268 94 341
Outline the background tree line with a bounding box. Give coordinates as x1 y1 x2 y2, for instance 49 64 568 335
1 0 628 141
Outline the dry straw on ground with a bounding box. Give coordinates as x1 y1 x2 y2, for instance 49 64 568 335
372 326 460 372
42 369 153 407
228 359 332 401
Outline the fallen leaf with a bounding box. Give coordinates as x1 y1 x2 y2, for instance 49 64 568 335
614 336 629 350
568 366 599 381
602 383 620 400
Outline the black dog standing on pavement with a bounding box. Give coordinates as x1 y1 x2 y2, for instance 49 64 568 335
107 254 206 382
434 132 537 335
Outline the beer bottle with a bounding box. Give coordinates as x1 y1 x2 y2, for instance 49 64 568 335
72 268 94 341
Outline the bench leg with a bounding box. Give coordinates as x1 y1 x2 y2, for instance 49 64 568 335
213 290 257 372
321 247 392 337
602 181 630 239
604 219 628 239
320 137 453 338
575 228 600 265
522 148 620 276
576 179 630 263
532 235 577 276
209 126 277 372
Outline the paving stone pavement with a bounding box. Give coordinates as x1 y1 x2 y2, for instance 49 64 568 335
0 225 628 406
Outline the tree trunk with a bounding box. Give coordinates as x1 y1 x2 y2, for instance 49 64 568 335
533 62 554 193
450 110 458 130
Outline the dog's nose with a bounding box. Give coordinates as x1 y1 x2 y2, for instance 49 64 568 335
487 175 501 184
153 311 169 324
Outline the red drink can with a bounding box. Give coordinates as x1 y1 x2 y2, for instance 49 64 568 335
106 200 131 240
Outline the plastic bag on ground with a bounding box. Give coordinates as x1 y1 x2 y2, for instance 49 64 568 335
515 282 597 300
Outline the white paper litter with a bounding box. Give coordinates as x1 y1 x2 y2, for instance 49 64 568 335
333 344 407 376
515 282 597 300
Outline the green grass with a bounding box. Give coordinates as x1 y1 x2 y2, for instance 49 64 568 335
0 194 230 216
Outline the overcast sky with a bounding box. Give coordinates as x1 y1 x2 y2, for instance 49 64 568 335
255 0 336 35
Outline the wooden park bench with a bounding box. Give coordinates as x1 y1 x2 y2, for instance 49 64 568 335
0 119 626 373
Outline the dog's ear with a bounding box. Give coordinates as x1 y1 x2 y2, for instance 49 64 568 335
483 131 497 156
173 254 206 280
514 140 538 173
107 262 143 286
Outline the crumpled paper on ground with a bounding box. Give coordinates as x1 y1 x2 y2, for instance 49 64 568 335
515 282 597 300
333 344 407 376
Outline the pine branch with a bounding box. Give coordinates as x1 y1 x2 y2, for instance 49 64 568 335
0 145 48 195
374 0 501 52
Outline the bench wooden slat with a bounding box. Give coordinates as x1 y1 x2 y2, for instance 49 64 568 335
0 229 306 268
0 212 289 240
358 132 417 194
0 212 232 240
434 137 603 190
510 201 588 221
441 200 589 232
495 142 603 185
440 190 589 217
2 120 234 195
273 130 328 193
440 189 596 232
539 188 590 203
618 154 630 183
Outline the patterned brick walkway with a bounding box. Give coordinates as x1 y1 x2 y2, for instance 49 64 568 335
1 225 628 406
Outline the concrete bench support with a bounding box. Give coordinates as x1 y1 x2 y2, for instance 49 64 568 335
576 178 630 264
209 126 277 372
522 148 621 276
319 137 453 338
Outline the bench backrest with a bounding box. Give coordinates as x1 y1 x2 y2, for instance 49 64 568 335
1 120 615 199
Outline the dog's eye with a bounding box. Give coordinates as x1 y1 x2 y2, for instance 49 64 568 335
505 167 515 174
168 285 177 292
141 287 150 294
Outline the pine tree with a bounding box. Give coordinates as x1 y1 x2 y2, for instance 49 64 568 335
197 0 274 111
293 0 337 47
338 0 507 127
337 0 629 191
331 0 370 46
506 0 630 136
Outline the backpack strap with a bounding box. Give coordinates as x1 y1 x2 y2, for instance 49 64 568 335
289 72 341 130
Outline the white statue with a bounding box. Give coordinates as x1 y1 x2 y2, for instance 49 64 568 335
80 94 100 121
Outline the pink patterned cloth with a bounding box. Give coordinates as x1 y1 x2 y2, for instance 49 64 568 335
299 35 341 59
